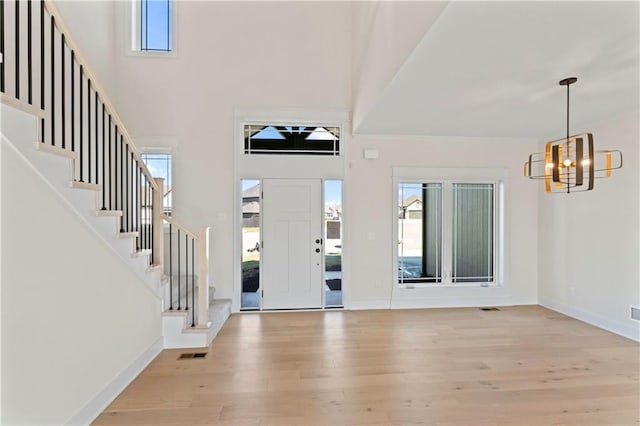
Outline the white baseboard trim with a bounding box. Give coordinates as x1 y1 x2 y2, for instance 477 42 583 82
390 296 514 309
540 298 640 342
65 337 163 425
345 300 391 310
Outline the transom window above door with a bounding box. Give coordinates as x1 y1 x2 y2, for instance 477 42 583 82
244 125 340 156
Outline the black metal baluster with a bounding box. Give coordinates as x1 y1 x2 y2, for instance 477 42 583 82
114 125 119 211
177 228 181 310
39 0 44 142
78 65 83 180
150 186 154 265
185 232 189 311
94 90 98 184
108 117 112 210
145 176 149 252
101 103 106 210
191 238 195 327
120 135 125 232
60 33 64 148
136 164 140 250
15 0 19 99
140 174 146 250
141 174 146 250
129 151 134 232
125 144 129 231
169 223 173 310
0 0 5 93
87 78 91 182
50 15 54 146
27 0 32 103
149 182 153 253
70 50 74 151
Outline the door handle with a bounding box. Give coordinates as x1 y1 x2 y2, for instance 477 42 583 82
315 239 323 244
315 248 321 253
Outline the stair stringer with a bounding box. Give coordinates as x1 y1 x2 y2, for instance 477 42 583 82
1 104 163 299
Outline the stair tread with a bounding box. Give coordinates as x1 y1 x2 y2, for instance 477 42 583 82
70 180 101 191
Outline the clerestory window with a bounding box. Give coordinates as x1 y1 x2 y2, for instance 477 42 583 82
131 0 174 53
244 125 340 156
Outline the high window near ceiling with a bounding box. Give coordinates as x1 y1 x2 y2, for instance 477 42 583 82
395 169 505 288
244 125 340 156
131 0 174 53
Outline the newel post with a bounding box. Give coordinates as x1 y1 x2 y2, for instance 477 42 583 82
152 177 165 267
197 227 211 328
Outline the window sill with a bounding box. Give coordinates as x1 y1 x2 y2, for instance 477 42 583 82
398 282 500 289
126 49 178 59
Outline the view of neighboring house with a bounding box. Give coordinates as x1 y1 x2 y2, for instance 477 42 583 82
241 184 260 227
400 195 422 219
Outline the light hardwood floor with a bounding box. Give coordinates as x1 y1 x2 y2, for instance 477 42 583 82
93 306 640 425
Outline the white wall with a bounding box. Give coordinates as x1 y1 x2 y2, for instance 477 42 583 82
1 117 162 424
108 1 539 310
54 1 117 98
347 135 540 309
351 1 448 132
538 112 640 341
0 104 3 426
112 1 353 300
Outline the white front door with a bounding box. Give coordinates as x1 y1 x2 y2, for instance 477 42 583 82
262 179 323 309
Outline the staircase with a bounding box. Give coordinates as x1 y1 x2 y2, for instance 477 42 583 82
0 0 230 349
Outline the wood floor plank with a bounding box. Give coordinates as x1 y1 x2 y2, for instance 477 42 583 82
93 306 639 425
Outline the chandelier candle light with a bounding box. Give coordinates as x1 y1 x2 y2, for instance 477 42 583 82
523 77 623 193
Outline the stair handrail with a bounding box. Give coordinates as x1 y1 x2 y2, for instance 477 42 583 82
162 214 198 239
1 1 210 329
42 0 158 192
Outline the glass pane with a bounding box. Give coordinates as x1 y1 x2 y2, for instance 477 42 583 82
241 180 260 310
324 180 342 307
244 125 340 156
141 153 172 216
398 183 442 283
452 183 494 283
141 0 172 51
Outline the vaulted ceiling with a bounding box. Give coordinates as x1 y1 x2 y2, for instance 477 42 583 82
355 1 639 140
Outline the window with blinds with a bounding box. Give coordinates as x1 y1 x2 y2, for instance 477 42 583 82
398 181 498 286
452 183 494 283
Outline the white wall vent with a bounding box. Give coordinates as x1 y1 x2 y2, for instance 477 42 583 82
630 305 640 321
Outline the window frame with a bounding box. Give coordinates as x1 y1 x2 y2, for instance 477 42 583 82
141 148 173 216
127 0 178 58
243 124 342 157
393 168 506 289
